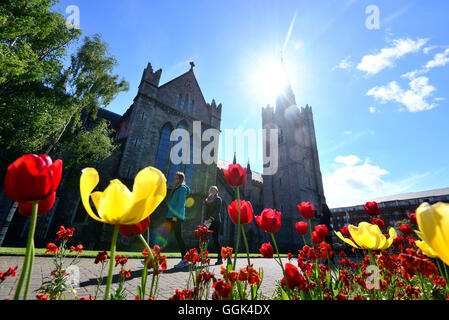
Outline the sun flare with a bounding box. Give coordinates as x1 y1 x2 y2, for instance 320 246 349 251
250 56 288 105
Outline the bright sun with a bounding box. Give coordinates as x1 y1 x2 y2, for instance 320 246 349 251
250 56 288 105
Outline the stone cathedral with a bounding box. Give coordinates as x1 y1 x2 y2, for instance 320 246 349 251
0 61 326 253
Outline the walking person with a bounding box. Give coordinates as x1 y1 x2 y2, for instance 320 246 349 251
204 186 223 265
166 172 191 269
320 203 336 267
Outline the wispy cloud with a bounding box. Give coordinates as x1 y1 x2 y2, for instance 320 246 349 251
333 56 353 71
424 48 449 69
401 47 449 79
357 38 428 75
367 76 438 112
380 4 414 27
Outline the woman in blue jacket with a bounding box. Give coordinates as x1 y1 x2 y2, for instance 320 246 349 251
166 172 191 269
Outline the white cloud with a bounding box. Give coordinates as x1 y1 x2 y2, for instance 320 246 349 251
369 106 377 114
401 48 449 80
335 155 362 166
367 76 438 112
323 156 389 207
333 56 353 70
424 48 449 69
423 46 438 54
323 156 435 208
357 38 428 75
344 131 353 135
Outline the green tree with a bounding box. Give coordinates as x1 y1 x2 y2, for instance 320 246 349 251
0 1 129 173
46 34 129 161
0 0 81 94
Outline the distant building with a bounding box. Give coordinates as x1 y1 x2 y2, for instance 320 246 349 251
330 188 449 244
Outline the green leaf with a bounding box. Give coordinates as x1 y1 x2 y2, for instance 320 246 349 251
136 286 142 299
280 288 290 300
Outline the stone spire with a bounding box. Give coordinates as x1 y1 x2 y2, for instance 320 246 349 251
275 56 297 115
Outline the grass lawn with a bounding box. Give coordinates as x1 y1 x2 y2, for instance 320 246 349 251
0 247 273 259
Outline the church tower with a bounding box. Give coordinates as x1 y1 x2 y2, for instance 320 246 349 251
261 59 326 252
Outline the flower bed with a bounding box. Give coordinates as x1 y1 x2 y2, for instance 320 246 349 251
1 155 448 300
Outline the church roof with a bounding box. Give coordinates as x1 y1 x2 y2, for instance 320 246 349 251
158 65 208 106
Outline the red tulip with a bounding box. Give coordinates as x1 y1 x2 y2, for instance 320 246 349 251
259 242 274 258
371 218 385 230
17 192 56 217
119 217 150 238
408 213 417 225
399 224 412 235
340 226 351 238
227 200 253 224
222 163 247 187
295 221 308 235
255 208 281 233
282 263 306 290
4 154 62 203
315 224 328 240
297 202 315 220
364 201 380 216
312 231 323 244
212 279 232 298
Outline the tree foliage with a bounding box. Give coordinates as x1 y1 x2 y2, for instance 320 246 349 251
0 0 129 178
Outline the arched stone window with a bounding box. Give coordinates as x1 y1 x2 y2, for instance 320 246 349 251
183 94 189 111
155 123 173 175
184 137 194 186
168 122 187 184
177 94 182 108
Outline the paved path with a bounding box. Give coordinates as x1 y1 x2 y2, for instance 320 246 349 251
0 255 288 300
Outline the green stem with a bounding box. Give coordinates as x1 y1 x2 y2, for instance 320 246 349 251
104 224 120 300
270 232 290 298
301 235 308 248
14 201 38 300
241 224 251 266
232 187 241 270
308 219 313 245
138 234 155 299
22 240 34 300
95 262 106 299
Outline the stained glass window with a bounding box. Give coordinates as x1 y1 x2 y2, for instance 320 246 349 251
155 124 172 175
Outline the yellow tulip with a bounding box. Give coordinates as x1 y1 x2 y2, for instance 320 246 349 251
415 239 438 258
335 222 396 250
416 202 449 265
80 166 167 225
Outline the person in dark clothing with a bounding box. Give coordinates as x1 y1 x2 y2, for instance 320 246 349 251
204 186 223 265
320 203 336 267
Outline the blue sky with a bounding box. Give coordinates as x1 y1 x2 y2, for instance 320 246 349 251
55 0 449 207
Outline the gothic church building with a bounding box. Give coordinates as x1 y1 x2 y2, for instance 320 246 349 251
1 61 326 253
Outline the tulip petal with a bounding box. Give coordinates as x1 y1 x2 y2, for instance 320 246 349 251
49 159 63 193
416 202 449 266
80 168 104 223
121 167 167 225
97 179 133 224
363 223 382 249
382 227 397 250
415 240 438 258
335 231 360 249
348 224 367 249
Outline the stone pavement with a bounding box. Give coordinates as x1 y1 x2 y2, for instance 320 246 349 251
0 255 288 300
